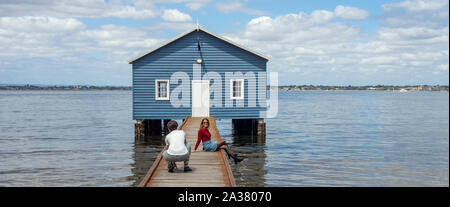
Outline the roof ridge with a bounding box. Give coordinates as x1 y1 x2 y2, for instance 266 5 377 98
128 26 269 64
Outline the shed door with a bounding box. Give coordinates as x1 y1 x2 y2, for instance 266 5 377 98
192 80 210 117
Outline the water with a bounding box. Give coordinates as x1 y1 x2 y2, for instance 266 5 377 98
0 90 448 186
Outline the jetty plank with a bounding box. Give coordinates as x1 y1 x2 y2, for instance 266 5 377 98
139 116 236 187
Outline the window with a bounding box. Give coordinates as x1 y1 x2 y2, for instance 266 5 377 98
230 79 244 99
155 80 170 100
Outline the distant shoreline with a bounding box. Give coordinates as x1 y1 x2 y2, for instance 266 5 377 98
0 84 448 92
275 85 449 92
0 85 131 90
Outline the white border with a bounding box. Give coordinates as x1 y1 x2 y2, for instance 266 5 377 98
230 79 244 100
155 79 170 100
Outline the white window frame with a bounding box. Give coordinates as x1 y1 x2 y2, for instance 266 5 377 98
230 79 244 100
155 79 170 100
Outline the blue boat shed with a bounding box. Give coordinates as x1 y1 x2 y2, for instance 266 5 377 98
129 26 268 138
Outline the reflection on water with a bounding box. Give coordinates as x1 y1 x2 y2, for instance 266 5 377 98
229 135 268 187
217 119 268 187
130 136 165 186
128 122 269 187
0 90 448 186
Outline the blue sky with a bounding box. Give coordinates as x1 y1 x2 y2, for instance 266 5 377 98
0 0 448 86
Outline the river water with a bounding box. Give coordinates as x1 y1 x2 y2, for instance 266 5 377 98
0 90 448 186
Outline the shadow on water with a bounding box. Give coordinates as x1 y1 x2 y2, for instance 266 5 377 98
129 120 269 187
130 135 165 186
228 133 268 187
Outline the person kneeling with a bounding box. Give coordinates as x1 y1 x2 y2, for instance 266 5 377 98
162 120 192 173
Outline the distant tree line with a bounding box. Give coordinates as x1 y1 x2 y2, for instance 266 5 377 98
1 84 448 91
0 84 131 90
270 85 449 91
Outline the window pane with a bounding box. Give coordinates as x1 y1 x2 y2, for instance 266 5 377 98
232 80 242 98
158 81 167 98
238 81 242 97
232 81 237 97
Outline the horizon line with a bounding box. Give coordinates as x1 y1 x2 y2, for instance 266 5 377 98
1 83 448 87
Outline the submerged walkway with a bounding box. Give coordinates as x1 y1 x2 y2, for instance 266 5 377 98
139 116 236 187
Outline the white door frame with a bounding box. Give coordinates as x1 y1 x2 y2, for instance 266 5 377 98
192 80 210 117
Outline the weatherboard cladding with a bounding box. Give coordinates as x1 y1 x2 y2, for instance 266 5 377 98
132 30 267 120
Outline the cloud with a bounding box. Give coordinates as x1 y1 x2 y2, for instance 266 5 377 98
0 0 159 19
0 15 165 85
216 0 267 15
146 22 197 32
0 16 85 33
382 0 448 12
132 0 212 11
334 5 370 20
161 9 192 22
185 0 212 10
380 0 448 30
223 2 448 85
106 6 158 19
0 0 447 85
438 64 449 71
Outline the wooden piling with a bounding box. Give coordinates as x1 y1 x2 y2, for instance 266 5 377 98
257 118 266 143
135 119 145 141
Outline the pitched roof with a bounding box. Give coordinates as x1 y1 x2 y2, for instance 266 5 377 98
128 26 269 64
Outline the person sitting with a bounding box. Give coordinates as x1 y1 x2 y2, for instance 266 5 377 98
193 118 244 164
162 120 192 173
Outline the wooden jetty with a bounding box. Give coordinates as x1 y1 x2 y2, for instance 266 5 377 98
139 116 236 187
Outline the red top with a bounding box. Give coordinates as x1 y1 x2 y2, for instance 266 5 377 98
195 128 211 151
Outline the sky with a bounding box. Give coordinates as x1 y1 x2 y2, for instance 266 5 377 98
0 0 448 86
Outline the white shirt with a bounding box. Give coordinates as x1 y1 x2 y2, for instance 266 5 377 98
165 130 188 155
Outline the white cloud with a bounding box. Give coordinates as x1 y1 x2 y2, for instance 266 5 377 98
0 16 85 33
161 9 192 22
216 0 267 15
0 0 159 19
382 0 448 12
377 26 449 42
146 22 196 32
216 0 244 12
185 0 212 10
223 2 448 85
0 0 447 85
438 64 449 71
248 16 271 25
0 15 166 85
107 6 158 19
310 10 335 23
334 5 370 20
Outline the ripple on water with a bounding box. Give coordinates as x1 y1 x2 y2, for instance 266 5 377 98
0 90 448 186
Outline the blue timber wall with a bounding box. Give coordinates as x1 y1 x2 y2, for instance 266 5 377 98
132 30 267 120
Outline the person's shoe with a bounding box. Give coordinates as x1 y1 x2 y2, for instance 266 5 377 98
184 166 192 172
227 152 238 159
231 154 244 164
168 162 175 173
